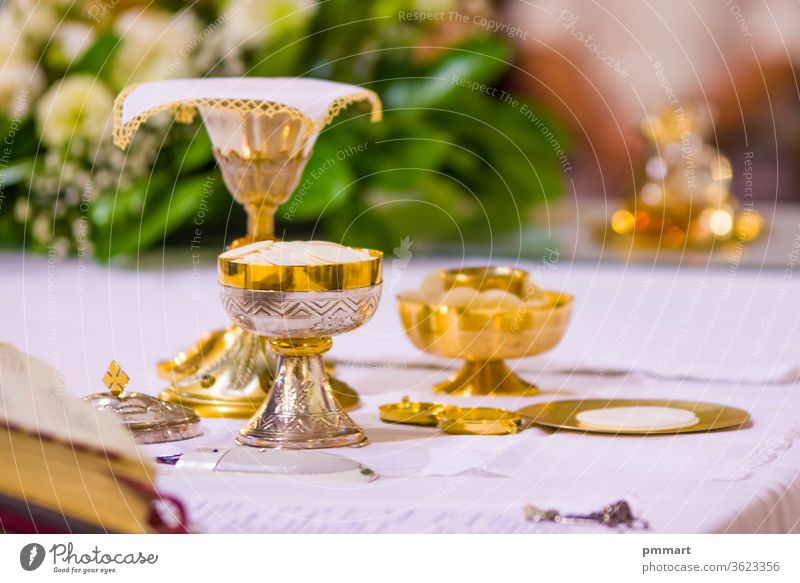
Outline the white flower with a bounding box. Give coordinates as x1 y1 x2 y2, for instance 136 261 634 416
0 9 31 64
36 75 114 147
0 62 45 118
32 213 52 244
220 0 317 52
14 198 30 222
55 22 95 63
112 8 201 88
3 0 60 48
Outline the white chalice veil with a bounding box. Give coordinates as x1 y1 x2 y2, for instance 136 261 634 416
112 77 382 154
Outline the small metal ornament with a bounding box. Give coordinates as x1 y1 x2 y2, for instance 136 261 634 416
377 401 524 436
524 500 649 530
437 406 522 436
84 361 201 444
378 396 444 426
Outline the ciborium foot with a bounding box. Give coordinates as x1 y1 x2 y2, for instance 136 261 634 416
434 359 539 397
238 338 367 449
158 326 359 417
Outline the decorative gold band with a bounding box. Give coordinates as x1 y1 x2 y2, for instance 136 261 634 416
268 337 333 357
218 248 383 291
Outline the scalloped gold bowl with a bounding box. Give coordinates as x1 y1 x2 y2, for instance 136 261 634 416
398 290 573 396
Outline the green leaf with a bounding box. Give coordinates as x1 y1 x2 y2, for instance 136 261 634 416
326 174 478 251
91 174 213 261
173 129 213 175
0 158 34 189
70 33 120 76
249 30 307 77
281 139 356 223
353 130 452 190
382 36 512 110
0 117 39 157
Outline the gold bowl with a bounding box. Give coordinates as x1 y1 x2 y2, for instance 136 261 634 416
398 267 572 396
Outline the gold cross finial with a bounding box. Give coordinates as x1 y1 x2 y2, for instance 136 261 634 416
103 360 129 397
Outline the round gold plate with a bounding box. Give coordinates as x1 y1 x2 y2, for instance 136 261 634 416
520 399 750 435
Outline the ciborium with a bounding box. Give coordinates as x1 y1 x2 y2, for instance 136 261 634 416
217 241 383 448
398 267 572 396
112 78 382 418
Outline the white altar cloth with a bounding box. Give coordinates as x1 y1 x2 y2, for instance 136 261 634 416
2 250 800 533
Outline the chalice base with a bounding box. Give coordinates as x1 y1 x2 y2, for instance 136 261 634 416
157 326 358 417
158 326 267 418
237 347 367 449
434 360 539 397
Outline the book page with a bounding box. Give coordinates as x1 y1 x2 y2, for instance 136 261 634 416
0 343 140 460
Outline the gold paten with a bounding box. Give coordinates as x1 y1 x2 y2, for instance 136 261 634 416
605 104 764 249
437 406 522 436
378 396 445 426
520 399 750 435
398 267 572 396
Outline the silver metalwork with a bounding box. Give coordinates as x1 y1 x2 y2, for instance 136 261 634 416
84 361 202 444
219 284 382 449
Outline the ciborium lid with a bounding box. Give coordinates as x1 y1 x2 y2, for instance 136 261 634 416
84 361 201 444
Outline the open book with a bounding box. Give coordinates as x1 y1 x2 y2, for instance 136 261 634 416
0 344 186 533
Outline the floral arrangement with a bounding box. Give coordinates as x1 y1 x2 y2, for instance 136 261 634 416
0 0 567 260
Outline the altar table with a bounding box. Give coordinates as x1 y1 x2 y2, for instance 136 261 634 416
3 248 800 533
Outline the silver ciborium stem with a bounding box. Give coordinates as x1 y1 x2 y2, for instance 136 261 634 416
237 336 367 449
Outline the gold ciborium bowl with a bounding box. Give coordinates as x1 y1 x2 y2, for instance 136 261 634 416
398 267 572 396
218 245 382 449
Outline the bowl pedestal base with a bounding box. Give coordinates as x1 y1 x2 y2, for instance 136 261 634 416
433 359 539 397
237 337 367 449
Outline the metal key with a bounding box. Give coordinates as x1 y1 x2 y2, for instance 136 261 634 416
524 499 649 530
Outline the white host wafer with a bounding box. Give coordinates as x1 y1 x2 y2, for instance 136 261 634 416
576 406 700 431
220 240 372 266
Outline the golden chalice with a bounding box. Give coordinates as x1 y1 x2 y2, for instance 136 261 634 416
112 78 381 418
398 267 572 396
218 242 383 448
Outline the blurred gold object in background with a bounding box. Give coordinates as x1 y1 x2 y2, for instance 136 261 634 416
607 105 764 248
